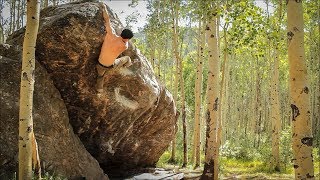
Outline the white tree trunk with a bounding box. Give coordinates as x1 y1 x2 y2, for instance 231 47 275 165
19 0 40 179
287 0 315 179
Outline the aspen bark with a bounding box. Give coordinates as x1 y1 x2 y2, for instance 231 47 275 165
201 13 220 180
169 0 187 166
9 0 16 34
169 0 178 163
0 0 4 43
192 19 204 168
150 40 156 69
318 0 320 173
287 0 315 179
44 0 49 8
19 0 40 179
270 0 282 172
16 0 21 29
157 45 163 79
270 48 281 172
217 22 228 157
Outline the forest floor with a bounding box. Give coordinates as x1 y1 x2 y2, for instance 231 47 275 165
160 163 320 180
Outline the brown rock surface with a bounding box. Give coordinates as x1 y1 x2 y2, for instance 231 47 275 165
0 57 108 180
1 0 177 178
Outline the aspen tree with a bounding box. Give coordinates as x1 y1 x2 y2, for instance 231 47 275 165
9 0 16 34
270 47 281 171
169 0 178 162
287 0 315 179
169 0 188 166
270 0 282 172
0 0 4 43
201 8 220 179
318 0 320 173
44 0 49 8
19 0 40 179
191 18 204 169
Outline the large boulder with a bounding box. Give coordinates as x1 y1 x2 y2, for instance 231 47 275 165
0 56 108 180
1 0 178 177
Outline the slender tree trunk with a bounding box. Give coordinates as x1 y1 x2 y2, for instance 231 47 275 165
223 53 230 143
0 0 4 43
170 0 187 166
150 40 156 69
9 0 16 34
270 47 281 172
287 0 315 179
169 0 178 163
16 0 21 29
191 18 204 169
201 12 220 180
270 0 282 172
157 45 163 79
44 0 49 8
161 41 168 83
217 23 229 156
21 1 26 26
19 0 40 179
0 2 3 40
318 0 320 173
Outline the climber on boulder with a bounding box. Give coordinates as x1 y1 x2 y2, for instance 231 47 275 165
96 2 134 94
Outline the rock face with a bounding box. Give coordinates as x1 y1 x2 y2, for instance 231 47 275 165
0 57 108 180
1 0 177 178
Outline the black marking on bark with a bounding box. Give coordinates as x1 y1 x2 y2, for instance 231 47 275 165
20 118 25 121
22 72 28 80
206 26 210 30
210 34 214 38
295 0 302 3
293 27 299 32
293 78 295 81
19 136 23 140
213 98 219 111
32 16 35 19
205 109 211 152
306 173 314 178
27 126 32 133
290 104 300 121
301 137 313 146
23 144 26 147
293 164 299 169
302 87 309 94
287 31 294 41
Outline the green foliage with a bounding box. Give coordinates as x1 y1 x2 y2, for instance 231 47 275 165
279 128 293 172
220 138 261 161
220 158 266 174
156 150 172 168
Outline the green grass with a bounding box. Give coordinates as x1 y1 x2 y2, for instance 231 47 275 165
156 149 320 179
